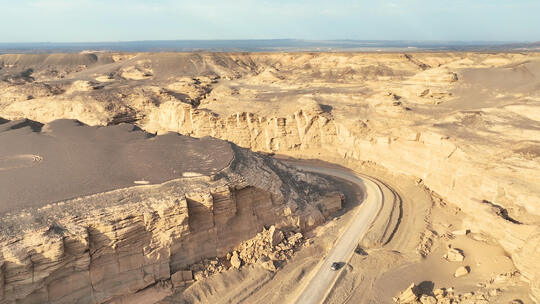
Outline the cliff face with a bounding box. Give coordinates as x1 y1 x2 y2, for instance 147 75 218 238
142 100 540 301
144 103 336 152
0 52 539 301
0 119 342 304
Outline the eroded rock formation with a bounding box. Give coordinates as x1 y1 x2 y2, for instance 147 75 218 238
0 119 343 304
0 52 539 301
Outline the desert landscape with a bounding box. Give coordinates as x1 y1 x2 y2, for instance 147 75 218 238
0 51 539 304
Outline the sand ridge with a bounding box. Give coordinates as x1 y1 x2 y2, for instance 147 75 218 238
0 117 233 213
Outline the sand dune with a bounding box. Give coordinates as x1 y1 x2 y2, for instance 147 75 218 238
0 118 233 212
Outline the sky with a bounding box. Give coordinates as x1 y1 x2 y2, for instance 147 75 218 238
0 0 538 43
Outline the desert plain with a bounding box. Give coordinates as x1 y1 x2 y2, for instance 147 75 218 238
0 51 539 304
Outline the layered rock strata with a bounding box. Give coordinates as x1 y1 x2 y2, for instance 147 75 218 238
0 119 343 304
0 52 539 301
143 102 540 301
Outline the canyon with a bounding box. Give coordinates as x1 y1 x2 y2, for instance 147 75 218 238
0 52 539 303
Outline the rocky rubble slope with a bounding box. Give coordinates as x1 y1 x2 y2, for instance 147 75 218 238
172 225 309 287
0 118 343 304
394 283 499 304
0 52 539 301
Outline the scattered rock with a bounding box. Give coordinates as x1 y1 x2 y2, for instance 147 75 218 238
488 288 500 297
393 282 504 304
261 260 278 272
419 295 436 304
475 294 487 301
462 292 474 299
193 271 206 281
454 266 470 277
258 256 278 272
213 226 303 274
288 232 303 246
268 225 284 246
419 89 431 97
452 229 470 236
443 248 465 262
437 298 451 304
230 251 242 269
433 288 445 297
393 283 418 303
417 230 436 257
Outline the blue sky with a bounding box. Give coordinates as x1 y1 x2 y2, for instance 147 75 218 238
0 0 538 42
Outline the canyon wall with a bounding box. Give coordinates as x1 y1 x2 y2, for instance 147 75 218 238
144 104 540 302
1 52 538 301
0 143 342 304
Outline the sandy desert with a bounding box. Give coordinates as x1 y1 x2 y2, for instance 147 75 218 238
0 51 539 304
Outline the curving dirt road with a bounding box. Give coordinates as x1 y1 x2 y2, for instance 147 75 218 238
291 164 393 304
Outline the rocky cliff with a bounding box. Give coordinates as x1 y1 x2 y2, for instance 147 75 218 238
0 52 538 301
143 96 540 302
0 118 343 304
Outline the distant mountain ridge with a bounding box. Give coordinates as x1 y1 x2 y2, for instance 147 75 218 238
1 39 538 53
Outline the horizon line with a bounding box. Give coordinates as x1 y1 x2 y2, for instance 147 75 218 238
0 39 536 44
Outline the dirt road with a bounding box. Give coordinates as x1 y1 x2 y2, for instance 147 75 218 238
292 164 390 304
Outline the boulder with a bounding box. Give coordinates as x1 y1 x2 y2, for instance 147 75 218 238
488 288 500 297
288 232 303 246
268 225 284 246
262 260 278 272
433 288 445 297
419 295 436 304
437 298 451 304
257 256 278 272
393 283 419 303
230 251 242 269
454 266 470 277
452 229 470 236
443 248 465 262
